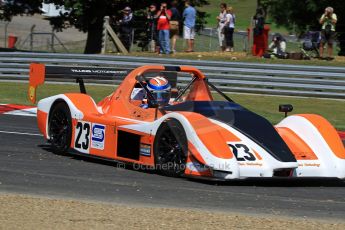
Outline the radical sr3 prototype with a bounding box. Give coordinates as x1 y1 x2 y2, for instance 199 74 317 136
28 64 345 180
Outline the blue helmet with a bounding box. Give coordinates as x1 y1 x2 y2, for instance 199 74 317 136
147 76 171 106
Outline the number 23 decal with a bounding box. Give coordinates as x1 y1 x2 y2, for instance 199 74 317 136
75 122 90 153
228 143 256 161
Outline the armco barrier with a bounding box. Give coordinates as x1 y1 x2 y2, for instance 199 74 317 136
0 52 344 99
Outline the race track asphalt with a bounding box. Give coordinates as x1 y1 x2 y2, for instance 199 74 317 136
0 114 345 220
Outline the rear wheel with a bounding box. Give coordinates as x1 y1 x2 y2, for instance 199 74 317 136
48 102 72 154
154 119 187 177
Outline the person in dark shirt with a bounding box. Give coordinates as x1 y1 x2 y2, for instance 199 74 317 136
253 7 265 36
169 0 181 53
147 4 158 52
117 6 134 52
223 6 235 52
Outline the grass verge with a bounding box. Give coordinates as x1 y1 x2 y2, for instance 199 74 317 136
203 0 287 33
129 51 345 67
1 82 344 130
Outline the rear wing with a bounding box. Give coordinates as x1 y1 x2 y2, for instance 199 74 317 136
28 63 129 104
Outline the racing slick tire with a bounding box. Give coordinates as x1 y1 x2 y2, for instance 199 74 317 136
154 119 188 177
48 102 72 155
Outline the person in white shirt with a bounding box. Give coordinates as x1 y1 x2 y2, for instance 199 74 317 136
223 6 235 52
269 34 286 54
216 3 227 51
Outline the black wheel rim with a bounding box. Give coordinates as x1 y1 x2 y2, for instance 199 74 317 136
157 128 187 174
49 109 69 150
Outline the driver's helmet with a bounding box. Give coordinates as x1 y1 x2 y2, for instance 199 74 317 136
147 76 171 106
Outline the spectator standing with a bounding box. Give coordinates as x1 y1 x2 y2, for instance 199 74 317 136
216 3 227 51
319 6 337 60
169 0 181 53
156 2 172 54
182 0 196 52
118 6 134 52
253 7 265 36
147 4 158 52
223 6 235 52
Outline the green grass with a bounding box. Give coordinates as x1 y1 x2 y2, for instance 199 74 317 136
228 94 345 130
202 0 256 29
0 82 116 105
201 0 287 33
130 50 345 67
1 82 344 130
131 33 247 52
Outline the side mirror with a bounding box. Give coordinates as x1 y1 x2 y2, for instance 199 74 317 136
279 104 293 117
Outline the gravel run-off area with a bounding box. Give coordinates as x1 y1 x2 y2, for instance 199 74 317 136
0 193 344 230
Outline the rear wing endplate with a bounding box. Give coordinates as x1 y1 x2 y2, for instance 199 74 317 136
28 63 128 104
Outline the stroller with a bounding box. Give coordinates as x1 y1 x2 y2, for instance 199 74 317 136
301 31 321 59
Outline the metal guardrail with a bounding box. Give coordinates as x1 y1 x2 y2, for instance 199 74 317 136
0 52 344 99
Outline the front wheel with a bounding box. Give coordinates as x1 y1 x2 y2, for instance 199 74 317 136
154 119 188 177
48 102 72 154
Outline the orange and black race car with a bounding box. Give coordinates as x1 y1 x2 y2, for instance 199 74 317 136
28 64 345 180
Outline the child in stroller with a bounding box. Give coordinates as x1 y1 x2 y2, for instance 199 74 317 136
301 31 321 59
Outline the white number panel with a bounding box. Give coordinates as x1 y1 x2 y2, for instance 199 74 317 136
74 121 91 153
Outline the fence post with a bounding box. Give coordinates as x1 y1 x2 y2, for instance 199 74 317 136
30 25 35 51
53 33 69 53
242 33 248 52
101 16 109 54
209 28 212 52
51 28 55 52
130 29 134 52
4 22 9 48
104 18 128 54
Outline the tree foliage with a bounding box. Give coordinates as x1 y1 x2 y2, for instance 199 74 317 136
260 0 345 55
0 0 42 21
0 0 209 54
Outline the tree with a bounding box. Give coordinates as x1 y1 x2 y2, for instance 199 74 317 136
0 0 209 54
0 0 42 20
260 0 345 55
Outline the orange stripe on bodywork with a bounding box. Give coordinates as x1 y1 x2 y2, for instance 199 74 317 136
276 127 318 160
188 141 206 165
253 150 262 161
182 112 238 159
299 114 345 159
37 110 48 138
65 93 99 114
71 118 78 148
184 78 213 101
